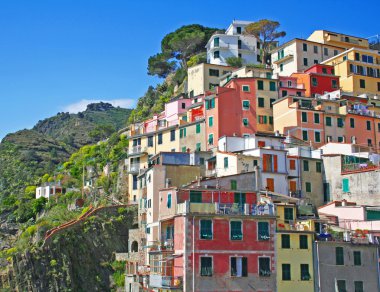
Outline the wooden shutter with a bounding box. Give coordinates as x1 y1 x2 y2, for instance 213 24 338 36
273 155 278 172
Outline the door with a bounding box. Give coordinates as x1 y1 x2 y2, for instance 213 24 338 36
266 178 275 192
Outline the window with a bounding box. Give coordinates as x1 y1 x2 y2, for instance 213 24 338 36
196 124 201 134
242 100 250 110
257 80 264 90
208 134 214 145
313 45 318 54
282 90 288 97
360 79 365 88
350 118 355 128
148 136 153 147
196 142 201 151
337 280 346 292
269 116 273 125
281 234 290 248
312 77 318 87
322 67 327 74
230 221 242 240
336 247 344 265
270 98 276 108
342 178 350 193
243 118 249 127
259 257 271 276
300 264 310 281
181 102 186 109
337 117 344 128
326 116 332 126
208 116 213 127
200 220 212 239
180 128 187 138
289 159 296 170
182 146 187 152
213 37 219 47
280 64 283 72
170 130 175 141
214 51 219 59
338 136 344 143
378 82 380 92
366 120 371 130
368 139 372 146
158 133 163 144
230 179 237 190
303 58 308 66
315 131 321 143
167 193 172 208
302 130 308 141
301 112 308 122
258 222 270 241
314 113 320 124
282 264 291 280
354 281 364 292
306 182 312 192
333 49 338 56
258 97 265 107
316 162 322 173
258 115 267 124
190 191 202 203
209 69 219 77
353 251 361 266
299 235 308 249
270 81 276 91
238 39 242 49
303 43 307 51
230 257 247 277
236 26 241 34
242 85 250 92
314 59 318 64
324 47 328 56
200 257 212 276
284 207 294 222
303 160 309 171
224 157 228 168
209 83 218 90
332 79 338 88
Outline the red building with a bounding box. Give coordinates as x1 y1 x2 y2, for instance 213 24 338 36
292 64 340 97
149 187 277 292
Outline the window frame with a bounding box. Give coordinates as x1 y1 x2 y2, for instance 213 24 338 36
281 234 291 249
257 221 270 241
230 220 243 241
200 256 213 277
200 219 213 240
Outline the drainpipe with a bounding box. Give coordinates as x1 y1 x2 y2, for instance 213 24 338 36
377 246 380 291
192 216 195 292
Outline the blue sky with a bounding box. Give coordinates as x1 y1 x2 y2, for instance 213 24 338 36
0 0 378 139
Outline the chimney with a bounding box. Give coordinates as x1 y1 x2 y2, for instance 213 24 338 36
165 178 172 188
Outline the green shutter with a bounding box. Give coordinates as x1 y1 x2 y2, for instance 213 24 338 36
209 117 213 127
200 220 212 239
196 124 201 133
281 234 290 248
231 180 237 190
336 247 344 265
190 191 202 203
282 264 291 280
196 143 201 151
354 251 361 266
270 81 276 91
326 116 332 126
230 221 242 240
224 157 228 168
342 178 350 193
258 222 269 240
258 80 264 90
299 235 308 249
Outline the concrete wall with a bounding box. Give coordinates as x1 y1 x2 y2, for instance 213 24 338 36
323 155 380 205
314 241 380 292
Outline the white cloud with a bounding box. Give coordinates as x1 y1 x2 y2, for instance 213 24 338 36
63 99 136 113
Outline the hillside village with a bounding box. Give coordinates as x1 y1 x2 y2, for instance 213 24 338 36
4 20 380 292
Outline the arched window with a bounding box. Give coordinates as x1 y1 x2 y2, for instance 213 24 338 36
131 241 138 252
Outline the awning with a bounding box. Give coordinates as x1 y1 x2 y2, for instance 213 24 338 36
207 156 216 162
159 254 183 262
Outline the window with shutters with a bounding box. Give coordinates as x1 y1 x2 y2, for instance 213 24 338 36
289 159 296 170
230 180 237 190
302 130 308 141
284 207 294 222
196 143 201 151
281 234 290 248
263 154 278 172
336 247 344 265
224 157 228 168
270 81 276 91
200 257 213 276
353 251 361 266
214 51 220 59
300 264 311 280
306 182 312 192
242 118 249 127
316 162 322 173
230 221 243 240
300 235 308 249
366 120 371 130
200 219 212 240
354 281 363 292
242 85 250 92
312 77 318 87
170 130 175 141
148 136 153 147
337 280 346 292
315 131 321 143
242 100 250 110
208 134 214 145
350 118 355 128
258 97 265 107
326 116 332 126
257 80 264 90
167 193 172 208
208 116 213 127
342 178 350 193
303 160 309 171
190 191 202 203
196 124 201 134
301 112 308 122
258 222 270 241
282 264 291 280
259 257 271 276
230 257 247 277
314 113 320 124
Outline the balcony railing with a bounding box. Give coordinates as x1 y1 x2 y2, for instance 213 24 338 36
176 201 275 216
129 163 140 174
341 163 379 174
129 145 147 156
149 275 183 289
273 53 294 64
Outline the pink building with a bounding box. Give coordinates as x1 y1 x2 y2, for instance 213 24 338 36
279 76 306 98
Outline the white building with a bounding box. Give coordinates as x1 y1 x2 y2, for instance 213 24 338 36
206 20 260 66
36 183 65 199
270 38 345 77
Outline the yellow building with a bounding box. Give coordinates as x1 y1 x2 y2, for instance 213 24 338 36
322 48 380 96
275 204 315 292
307 30 369 50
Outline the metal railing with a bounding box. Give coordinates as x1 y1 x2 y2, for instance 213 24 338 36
129 146 147 156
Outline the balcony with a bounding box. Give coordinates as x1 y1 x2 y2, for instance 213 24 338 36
128 163 140 174
129 145 147 157
176 201 275 216
277 219 314 232
341 162 379 174
273 53 293 64
149 275 183 289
